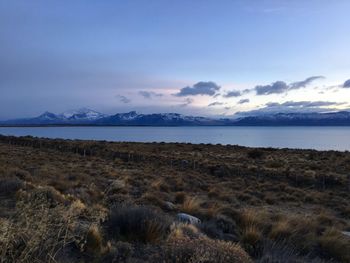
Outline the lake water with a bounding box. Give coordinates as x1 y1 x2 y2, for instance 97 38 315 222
0 126 350 151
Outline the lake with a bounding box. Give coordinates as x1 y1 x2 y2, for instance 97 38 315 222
0 126 349 151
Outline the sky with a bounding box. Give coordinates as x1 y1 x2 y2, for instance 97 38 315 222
1 0 350 119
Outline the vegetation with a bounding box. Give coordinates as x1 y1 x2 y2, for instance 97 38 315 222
0 135 349 262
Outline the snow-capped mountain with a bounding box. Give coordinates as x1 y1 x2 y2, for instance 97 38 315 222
94 111 227 125
59 108 106 121
1 109 350 126
232 111 350 126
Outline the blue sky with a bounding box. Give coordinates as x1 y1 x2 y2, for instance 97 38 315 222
1 0 349 119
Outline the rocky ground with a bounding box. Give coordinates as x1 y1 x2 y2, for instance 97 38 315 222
0 135 349 262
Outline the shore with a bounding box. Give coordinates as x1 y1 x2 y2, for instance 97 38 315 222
0 136 349 262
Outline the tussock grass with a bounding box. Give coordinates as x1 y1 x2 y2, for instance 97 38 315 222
318 228 350 262
0 136 349 262
181 196 202 215
105 205 170 243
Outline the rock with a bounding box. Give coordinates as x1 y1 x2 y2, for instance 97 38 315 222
176 213 201 225
342 231 350 238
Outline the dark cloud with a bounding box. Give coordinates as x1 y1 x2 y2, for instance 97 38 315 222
208 102 224 107
268 101 345 108
238 99 250 104
234 100 347 118
174 81 220 97
289 76 324 89
116 95 131 104
255 76 324 95
179 98 193 107
344 79 350 88
223 89 250 98
139 91 163 99
224 90 242 97
255 81 288 95
266 101 345 108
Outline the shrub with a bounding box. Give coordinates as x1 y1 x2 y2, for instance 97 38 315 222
0 177 24 196
200 215 239 241
175 192 186 204
257 239 325 263
85 224 103 254
269 220 293 240
318 228 350 262
0 190 77 262
166 234 252 263
241 225 263 257
105 205 170 243
247 149 264 159
103 241 133 262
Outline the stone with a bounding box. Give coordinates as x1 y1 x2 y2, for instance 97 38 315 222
176 213 201 225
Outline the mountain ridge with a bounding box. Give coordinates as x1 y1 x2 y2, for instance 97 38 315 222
1 109 350 126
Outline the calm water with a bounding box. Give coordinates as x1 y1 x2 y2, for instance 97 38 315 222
0 126 350 151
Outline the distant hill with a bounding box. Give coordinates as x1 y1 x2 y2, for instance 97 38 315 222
1 109 350 126
232 111 350 126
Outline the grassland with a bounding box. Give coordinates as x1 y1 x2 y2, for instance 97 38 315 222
0 135 349 262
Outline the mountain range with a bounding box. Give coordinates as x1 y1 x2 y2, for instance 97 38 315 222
1 108 350 126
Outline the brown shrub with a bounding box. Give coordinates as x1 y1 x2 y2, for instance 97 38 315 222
241 225 263 256
105 205 170 243
175 192 186 204
318 228 350 262
85 224 103 254
0 177 24 196
0 190 77 262
167 233 252 263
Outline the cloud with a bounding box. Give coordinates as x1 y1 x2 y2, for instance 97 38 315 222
174 81 220 97
223 89 250 98
116 95 131 104
255 76 324 95
238 99 250 104
255 81 289 95
179 98 194 107
343 79 350 88
234 100 346 118
266 101 345 108
208 101 224 107
224 90 242 97
139 91 163 99
289 76 324 89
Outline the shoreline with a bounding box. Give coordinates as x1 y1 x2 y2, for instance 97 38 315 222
0 134 348 153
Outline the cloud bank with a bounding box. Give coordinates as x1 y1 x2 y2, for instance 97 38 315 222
234 100 346 118
343 79 350 88
238 99 250 104
208 101 224 107
116 95 131 104
174 81 220 97
254 76 324 95
139 91 163 99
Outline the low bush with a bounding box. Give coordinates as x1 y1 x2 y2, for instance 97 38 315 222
105 205 170 243
318 228 350 262
0 177 24 196
247 149 264 159
166 234 252 263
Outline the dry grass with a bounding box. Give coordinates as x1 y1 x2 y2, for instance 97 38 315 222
167 224 252 263
181 196 202 215
318 228 350 262
0 136 349 262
